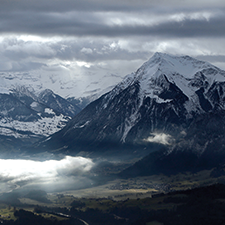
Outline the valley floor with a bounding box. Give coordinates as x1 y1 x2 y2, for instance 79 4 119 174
1 168 225 224
59 168 224 200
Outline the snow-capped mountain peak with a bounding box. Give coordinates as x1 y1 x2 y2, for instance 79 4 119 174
106 53 225 114
135 52 224 84
43 53 225 147
34 53 225 174
146 52 215 76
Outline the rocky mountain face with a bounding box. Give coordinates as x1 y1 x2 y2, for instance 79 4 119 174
0 70 122 150
0 86 81 148
38 52 225 169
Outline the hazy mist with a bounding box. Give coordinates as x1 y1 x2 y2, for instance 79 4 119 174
0 156 95 193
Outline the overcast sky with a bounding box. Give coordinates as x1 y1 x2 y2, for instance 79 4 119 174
0 0 225 90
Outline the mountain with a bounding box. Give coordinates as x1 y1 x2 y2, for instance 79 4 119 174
0 67 123 153
37 53 225 171
38 89 81 117
0 85 82 151
0 71 123 107
120 109 225 177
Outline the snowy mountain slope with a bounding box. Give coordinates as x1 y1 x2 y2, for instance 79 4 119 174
38 89 81 117
37 52 225 161
0 66 122 145
0 71 123 102
120 109 225 177
95 53 225 143
0 86 80 143
103 52 225 114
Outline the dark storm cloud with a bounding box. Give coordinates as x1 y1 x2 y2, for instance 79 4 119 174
51 40 149 62
137 15 225 38
0 37 147 64
0 12 224 38
0 0 132 13
0 0 177 13
0 0 224 39
0 0 224 73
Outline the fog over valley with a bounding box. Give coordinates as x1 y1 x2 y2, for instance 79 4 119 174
0 156 95 193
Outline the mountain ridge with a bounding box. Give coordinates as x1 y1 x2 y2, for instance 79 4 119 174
0 86 82 149
36 52 225 167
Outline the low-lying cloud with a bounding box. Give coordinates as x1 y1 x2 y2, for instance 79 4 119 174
0 156 94 193
144 133 174 145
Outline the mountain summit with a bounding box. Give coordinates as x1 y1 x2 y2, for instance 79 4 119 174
39 53 225 166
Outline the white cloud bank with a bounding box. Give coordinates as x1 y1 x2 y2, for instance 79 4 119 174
0 156 94 193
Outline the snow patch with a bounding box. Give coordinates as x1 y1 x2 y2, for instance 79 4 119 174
45 108 55 115
30 102 39 108
73 121 90 129
0 114 69 137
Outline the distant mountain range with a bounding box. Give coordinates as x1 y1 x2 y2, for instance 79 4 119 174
0 71 122 105
0 87 80 148
2 52 225 174
36 52 225 173
0 70 122 148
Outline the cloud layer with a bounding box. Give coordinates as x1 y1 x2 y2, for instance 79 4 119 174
0 0 224 97
144 133 174 145
0 156 94 192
